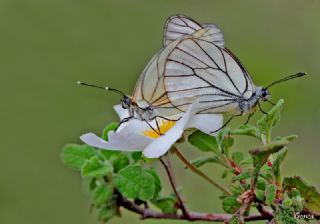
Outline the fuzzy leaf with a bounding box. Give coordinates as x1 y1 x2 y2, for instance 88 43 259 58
232 171 251 182
112 153 130 173
61 144 97 170
256 178 268 191
272 148 288 182
283 198 293 207
146 169 162 199
229 124 260 138
250 139 289 170
283 176 320 213
190 156 223 168
221 135 234 155
98 204 117 223
275 135 298 142
92 184 114 207
232 152 245 165
188 130 220 154
255 189 265 202
82 156 113 177
274 205 297 224
113 165 155 201
130 152 142 162
265 184 277 205
152 196 178 214
222 196 241 214
102 122 118 141
257 99 284 138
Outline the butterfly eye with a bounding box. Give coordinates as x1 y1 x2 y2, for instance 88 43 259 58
123 97 132 105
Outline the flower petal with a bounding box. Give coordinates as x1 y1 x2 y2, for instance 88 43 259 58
142 102 195 158
186 113 223 135
113 104 128 121
80 129 152 152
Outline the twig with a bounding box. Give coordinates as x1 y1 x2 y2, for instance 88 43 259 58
173 146 232 196
256 203 273 219
159 156 190 219
118 195 270 222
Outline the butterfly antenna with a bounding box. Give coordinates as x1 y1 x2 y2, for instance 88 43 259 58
265 72 307 89
77 81 126 97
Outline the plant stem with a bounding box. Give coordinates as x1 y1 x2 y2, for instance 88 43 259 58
159 156 190 219
118 195 274 222
173 146 232 196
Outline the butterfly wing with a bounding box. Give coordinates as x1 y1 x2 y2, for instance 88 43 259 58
164 37 255 114
133 15 252 116
164 15 225 47
132 39 185 115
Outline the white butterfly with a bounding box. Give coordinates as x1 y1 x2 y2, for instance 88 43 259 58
133 15 305 131
80 15 305 133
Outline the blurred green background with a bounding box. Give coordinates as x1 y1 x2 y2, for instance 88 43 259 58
1 0 319 223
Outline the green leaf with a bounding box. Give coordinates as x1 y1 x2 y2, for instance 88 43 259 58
229 184 245 196
265 184 277 205
188 130 220 154
222 136 234 156
130 152 142 162
222 196 241 214
257 99 284 141
229 124 260 138
255 189 265 202
292 195 304 212
98 204 117 223
60 144 97 170
283 176 320 213
232 171 251 182
190 156 223 168
239 157 252 166
250 139 289 170
274 205 297 224
259 170 274 184
112 153 130 173
275 135 298 142
82 156 113 177
152 196 178 214
229 215 241 224
92 184 114 207
256 178 268 191
216 129 233 155
232 152 245 165
283 197 293 207
113 165 155 201
272 148 288 183
102 122 118 141
146 169 162 199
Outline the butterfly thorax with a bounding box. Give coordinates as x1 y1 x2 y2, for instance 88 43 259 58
238 86 269 114
124 97 156 122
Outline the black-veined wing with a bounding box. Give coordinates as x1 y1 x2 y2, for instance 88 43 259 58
164 14 224 47
163 37 255 114
133 14 239 116
132 38 185 116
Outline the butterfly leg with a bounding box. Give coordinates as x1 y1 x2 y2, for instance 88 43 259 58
155 115 182 122
145 120 163 136
210 112 243 134
244 109 256 125
155 118 162 135
258 102 268 115
266 99 276 106
115 116 134 132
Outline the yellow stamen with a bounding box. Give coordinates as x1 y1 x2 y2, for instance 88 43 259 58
143 119 176 139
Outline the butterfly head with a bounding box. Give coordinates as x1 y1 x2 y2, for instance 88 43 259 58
260 88 270 101
121 96 135 109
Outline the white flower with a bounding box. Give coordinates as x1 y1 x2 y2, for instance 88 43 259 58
80 102 223 158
